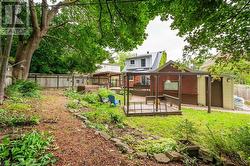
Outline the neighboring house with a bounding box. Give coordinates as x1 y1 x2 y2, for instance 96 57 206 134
123 51 164 87
90 63 121 87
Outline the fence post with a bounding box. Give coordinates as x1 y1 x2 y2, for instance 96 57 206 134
57 75 59 89
72 74 75 89
35 74 37 83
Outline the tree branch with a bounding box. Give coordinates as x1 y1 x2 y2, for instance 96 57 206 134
49 21 71 29
29 0 40 32
98 0 103 37
113 0 128 25
41 0 48 30
105 0 113 28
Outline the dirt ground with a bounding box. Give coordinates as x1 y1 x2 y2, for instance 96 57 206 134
34 90 178 166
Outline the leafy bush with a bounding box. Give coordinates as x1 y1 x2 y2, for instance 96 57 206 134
6 80 41 98
83 105 124 125
82 93 99 104
98 88 114 98
0 131 56 165
136 138 177 154
0 109 39 127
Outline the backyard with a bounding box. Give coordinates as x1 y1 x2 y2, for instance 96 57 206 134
65 88 250 165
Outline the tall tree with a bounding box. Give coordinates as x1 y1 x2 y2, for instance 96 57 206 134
0 4 18 104
12 0 153 79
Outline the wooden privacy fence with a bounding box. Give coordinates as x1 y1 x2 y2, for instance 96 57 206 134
234 84 250 101
28 73 88 88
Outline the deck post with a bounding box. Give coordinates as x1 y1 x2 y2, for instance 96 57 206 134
156 74 159 112
178 74 182 111
123 75 126 106
126 73 130 115
119 75 121 87
207 75 212 113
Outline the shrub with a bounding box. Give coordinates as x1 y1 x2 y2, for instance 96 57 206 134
136 138 177 154
0 131 56 165
82 93 99 104
98 88 114 98
83 105 125 125
6 80 41 98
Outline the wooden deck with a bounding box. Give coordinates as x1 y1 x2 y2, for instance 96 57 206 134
123 101 182 116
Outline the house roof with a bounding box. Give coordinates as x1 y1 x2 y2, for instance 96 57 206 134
155 60 194 72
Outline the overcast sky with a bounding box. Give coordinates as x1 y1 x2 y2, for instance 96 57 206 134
132 17 187 61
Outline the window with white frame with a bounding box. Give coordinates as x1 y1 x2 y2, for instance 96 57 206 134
141 58 146 67
130 60 135 65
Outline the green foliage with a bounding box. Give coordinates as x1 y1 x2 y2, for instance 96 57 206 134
66 100 89 110
0 131 56 165
87 122 108 132
98 88 114 98
136 138 177 154
126 109 250 163
159 51 167 67
83 104 124 125
82 93 99 104
161 0 249 62
6 102 31 112
0 109 39 127
116 52 133 71
208 59 250 84
175 119 197 141
6 80 41 98
64 89 82 100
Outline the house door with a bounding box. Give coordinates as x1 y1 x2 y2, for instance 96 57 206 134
206 77 223 107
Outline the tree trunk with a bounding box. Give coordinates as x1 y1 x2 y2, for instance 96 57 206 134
13 34 42 80
0 5 18 104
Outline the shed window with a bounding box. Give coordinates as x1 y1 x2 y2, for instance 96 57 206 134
164 81 178 90
130 60 135 65
141 59 146 67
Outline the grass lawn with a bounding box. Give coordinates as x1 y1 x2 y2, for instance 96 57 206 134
125 108 250 154
125 108 250 138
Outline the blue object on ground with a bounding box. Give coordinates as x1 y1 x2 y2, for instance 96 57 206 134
108 95 120 106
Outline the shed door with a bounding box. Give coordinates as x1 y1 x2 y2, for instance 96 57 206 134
206 77 223 107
